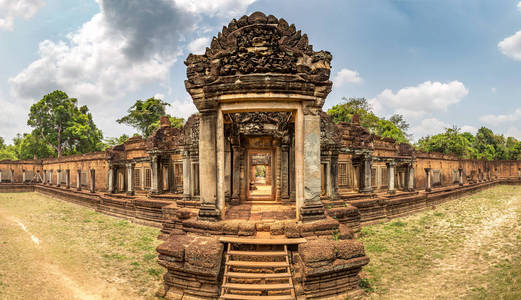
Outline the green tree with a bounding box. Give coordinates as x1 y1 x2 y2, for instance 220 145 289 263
103 134 131 149
13 133 54 160
417 127 474 158
149 115 185 133
327 97 409 143
0 137 5 149
27 90 103 157
117 98 170 137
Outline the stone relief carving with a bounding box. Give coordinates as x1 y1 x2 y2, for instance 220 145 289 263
228 112 292 139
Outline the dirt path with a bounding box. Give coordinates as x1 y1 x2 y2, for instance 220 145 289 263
0 208 133 300
365 187 521 299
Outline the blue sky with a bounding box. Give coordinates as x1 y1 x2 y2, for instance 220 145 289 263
1 0 521 142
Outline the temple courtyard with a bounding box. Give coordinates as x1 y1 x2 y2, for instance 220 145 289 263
0 186 520 300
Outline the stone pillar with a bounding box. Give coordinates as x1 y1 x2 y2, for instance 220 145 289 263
66 169 70 189
56 169 61 187
478 169 482 182
458 168 464 186
90 169 96 193
48 170 52 185
22 169 26 183
387 161 396 194
0 170 2 183
76 169 81 191
182 149 192 202
150 154 160 194
299 106 325 222
231 145 241 204
126 163 134 196
198 109 219 220
425 168 432 192
280 144 290 202
359 153 373 193
518 168 521 179
224 139 231 203
108 165 115 193
42 170 45 184
330 150 339 200
408 164 415 191
495 168 498 180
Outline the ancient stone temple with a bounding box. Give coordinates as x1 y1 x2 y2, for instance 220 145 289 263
2 11 521 300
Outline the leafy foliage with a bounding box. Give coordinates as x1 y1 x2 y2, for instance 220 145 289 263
417 126 521 160
327 97 410 143
117 98 170 137
13 133 55 160
27 90 103 157
149 115 184 133
103 134 131 149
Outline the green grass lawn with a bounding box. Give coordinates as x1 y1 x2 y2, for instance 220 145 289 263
0 192 163 300
360 185 521 299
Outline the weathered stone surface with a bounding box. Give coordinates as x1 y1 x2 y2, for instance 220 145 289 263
156 234 191 260
238 221 256 236
299 239 336 264
184 237 223 270
338 224 354 240
335 240 365 260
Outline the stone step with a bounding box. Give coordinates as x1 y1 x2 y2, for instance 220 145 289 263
225 272 291 279
226 261 288 268
222 283 292 291
228 250 286 257
220 237 306 245
221 294 294 300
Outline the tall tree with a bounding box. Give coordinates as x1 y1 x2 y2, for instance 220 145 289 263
13 133 55 160
327 97 409 143
117 97 170 137
27 90 104 157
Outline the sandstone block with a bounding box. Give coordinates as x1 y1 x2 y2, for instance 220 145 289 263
299 239 336 264
335 240 365 260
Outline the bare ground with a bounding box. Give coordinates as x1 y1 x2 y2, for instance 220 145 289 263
0 193 163 300
361 185 521 300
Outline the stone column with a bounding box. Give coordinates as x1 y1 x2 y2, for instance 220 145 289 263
108 165 115 193
280 144 290 202
56 169 61 187
76 169 81 191
22 169 26 183
90 170 96 193
330 150 339 200
495 168 498 180
408 164 415 191
198 109 219 220
126 163 135 196
182 149 192 202
42 170 45 184
299 105 325 222
387 161 396 194
518 168 521 179
458 168 464 186
478 169 482 182
150 154 160 194
48 170 52 185
0 170 2 183
224 139 231 203
425 168 432 192
231 145 241 204
359 153 373 193
216 109 225 216
66 169 70 189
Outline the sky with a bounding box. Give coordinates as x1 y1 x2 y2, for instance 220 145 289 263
1 0 521 143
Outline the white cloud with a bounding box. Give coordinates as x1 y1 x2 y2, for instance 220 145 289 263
333 68 363 86
411 118 449 140
491 87 496 93
480 108 521 126
498 30 521 61
187 37 210 54
7 0 256 138
154 93 166 100
369 80 468 120
165 98 197 119
460 125 477 135
174 0 256 18
0 0 45 31
518 1 521 13
506 126 521 139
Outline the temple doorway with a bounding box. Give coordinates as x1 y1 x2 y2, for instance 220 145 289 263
247 150 274 201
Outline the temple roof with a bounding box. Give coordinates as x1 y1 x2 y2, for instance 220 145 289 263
184 11 333 110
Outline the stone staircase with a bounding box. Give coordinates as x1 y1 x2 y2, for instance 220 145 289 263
219 237 305 300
